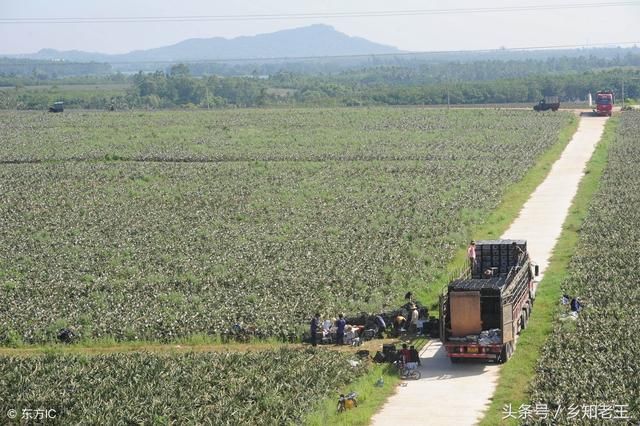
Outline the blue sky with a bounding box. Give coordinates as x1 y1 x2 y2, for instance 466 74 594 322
1 0 638 54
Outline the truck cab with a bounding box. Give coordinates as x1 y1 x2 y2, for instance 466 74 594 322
440 240 537 363
48 101 64 113
533 96 559 112
595 90 614 117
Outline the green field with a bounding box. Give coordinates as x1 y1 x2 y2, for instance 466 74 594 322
0 108 574 344
527 111 640 424
0 84 131 92
0 84 128 110
0 347 364 424
1 108 569 162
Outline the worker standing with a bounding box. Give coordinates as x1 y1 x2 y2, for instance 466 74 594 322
310 313 320 347
512 241 524 259
336 314 346 345
408 345 421 369
467 241 477 272
374 314 386 338
410 304 419 334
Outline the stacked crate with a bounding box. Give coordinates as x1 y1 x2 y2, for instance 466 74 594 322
473 240 526 279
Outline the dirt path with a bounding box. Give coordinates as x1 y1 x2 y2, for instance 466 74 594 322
0 336 405 357
371 115 608 426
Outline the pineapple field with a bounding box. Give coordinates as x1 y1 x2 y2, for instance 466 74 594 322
527 112 640 424
0 347 365 424
0 108 575 344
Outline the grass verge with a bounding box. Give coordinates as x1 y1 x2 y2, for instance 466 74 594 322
304 337 428 426
416 114 580 311
0 335 425 358
0 334 291 356
479 115 618 425
305 362 401 426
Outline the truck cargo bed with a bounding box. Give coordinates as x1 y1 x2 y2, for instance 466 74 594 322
448 277 507 293
441 239 536 363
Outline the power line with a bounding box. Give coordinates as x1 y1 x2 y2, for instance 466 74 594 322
1 2 638 24
1 41 639 66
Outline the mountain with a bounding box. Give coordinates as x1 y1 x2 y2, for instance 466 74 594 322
27 48 112 63
16 25 402 63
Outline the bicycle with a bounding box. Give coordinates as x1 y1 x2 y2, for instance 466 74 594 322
337 391 358 413
395 360 421 380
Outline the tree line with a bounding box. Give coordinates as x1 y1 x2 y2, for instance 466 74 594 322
82 66 640 107
1 64 639 110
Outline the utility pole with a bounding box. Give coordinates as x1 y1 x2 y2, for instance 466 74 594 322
621 77 640 110
446 76 450 110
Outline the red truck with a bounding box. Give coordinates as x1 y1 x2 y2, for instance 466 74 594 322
440 240 538 363
594 90 614 117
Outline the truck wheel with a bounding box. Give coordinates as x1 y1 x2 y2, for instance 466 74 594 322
499 342 514 363
499 347 507 363
517 314 525 334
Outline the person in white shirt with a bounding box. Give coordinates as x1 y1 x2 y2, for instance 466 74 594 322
410 305 419 333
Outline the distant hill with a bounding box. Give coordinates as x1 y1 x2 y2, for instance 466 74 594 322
14 24 402 63
2 26 637 77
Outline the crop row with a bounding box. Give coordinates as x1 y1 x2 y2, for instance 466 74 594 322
0 109 570 162
0 109 573 344
0 348 364 425
528 112 640 424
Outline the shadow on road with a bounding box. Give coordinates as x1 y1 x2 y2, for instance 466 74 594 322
414 343 499 380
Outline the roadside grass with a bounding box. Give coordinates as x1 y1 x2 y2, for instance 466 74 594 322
306 336 428 426
306 362 401 426
0 333 425 357
416 114 580 311
0 336 291 356
479 115 618 425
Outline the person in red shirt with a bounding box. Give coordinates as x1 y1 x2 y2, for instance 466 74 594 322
400 343 411 364
408 345 421 369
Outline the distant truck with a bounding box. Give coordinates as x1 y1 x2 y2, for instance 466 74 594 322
594 90 614 117
440 240 538 363
533 96 560 112
48 101 64 113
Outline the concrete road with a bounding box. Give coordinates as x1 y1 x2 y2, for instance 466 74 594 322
502 115 608 279
371 115 608 426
